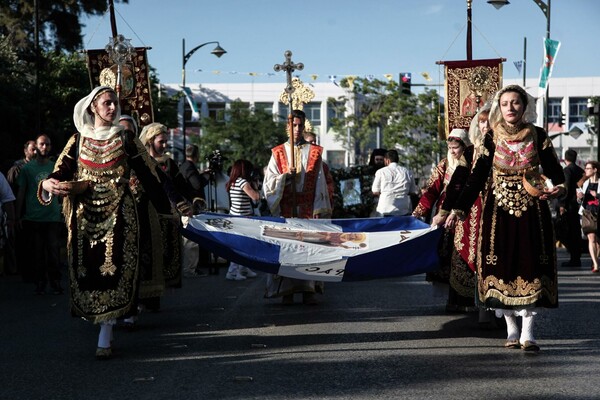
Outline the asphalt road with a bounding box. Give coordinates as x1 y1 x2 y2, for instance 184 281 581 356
1 247 599 400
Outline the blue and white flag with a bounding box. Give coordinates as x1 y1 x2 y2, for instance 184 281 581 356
513 60 523 75
183 213 442 282
539 38 561 91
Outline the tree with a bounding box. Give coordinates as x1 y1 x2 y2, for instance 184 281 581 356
0 1 128 54
150 66 179 128
327 77 445 181
0 1 129 170
38 50 90 145
198 101 287 170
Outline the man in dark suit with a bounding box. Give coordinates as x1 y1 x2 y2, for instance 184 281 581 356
559 149 584 267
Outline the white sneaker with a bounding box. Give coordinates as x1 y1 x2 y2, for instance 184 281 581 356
241 267 257 278
225 271 237 280
234 273 247 281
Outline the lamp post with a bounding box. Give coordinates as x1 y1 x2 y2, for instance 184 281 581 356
181 39 226 157
488 0 551 129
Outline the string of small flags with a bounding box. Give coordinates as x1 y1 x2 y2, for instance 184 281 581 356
193 70 434 86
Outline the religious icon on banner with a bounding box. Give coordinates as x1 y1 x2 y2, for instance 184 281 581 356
440 58 503 135
86 47 154 127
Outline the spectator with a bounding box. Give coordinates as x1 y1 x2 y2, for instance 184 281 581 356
559 149 584 267
372 149 418 216
16 134 64 295
5 140 36 277
179 144 210 278
576 161 600 273
225 159 260 281
0 172 16 276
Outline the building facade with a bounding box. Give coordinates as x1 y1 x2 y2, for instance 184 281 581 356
163 76 600 168
505 77 600 163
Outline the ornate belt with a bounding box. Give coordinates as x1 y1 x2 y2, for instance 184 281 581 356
493 174 534 217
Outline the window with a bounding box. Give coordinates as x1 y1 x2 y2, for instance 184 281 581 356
304 102 321 126
569 97 588 124
548 98 561 123
254 102 274 115
208 102 226 121
327 102 343 121
277 102 288 123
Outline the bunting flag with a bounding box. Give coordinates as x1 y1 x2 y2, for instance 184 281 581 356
181 86 200 122
539 38 561 91
195 70 412 84
346 75 357 89
513 60 523 75
183 214 442 282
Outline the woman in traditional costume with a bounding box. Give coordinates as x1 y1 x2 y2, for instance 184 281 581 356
40 87 171 359
412 128 475 312
463 105 499 327
446 85 565 352
139 122 194 290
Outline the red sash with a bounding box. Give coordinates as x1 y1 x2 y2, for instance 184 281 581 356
272 143 323 218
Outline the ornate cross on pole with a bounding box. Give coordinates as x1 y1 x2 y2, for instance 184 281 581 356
274 50 304 217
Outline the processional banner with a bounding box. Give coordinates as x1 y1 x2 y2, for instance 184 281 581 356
86 47 154 128
442 58 503 136
183 213 442 282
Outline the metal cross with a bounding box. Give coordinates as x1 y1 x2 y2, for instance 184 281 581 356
274 50 304 94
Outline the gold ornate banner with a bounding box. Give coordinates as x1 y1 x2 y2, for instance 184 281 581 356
86 47 154 128
442 58 503 136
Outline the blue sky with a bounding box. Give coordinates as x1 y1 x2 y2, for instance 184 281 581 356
81 0 599 88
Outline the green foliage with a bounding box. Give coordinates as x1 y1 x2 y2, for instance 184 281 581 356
149 66 179 127
38 50 90 144
0 0 128 54
327 77 445 181
0 0 130 168
198 101 287 171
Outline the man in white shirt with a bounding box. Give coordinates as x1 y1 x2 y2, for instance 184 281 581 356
371 149 418 216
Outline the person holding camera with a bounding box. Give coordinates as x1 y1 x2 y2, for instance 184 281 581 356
224 159 260 281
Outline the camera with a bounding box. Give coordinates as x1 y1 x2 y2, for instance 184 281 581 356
205 149 225 171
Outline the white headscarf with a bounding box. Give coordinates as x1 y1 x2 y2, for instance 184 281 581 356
488 84 537 130
73 86 123 140
119 114 138 136
468 102 492 149
448 128 472 148
446 128 470 169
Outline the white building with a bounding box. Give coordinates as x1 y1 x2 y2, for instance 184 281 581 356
163 76 600 168
162 82 353 169
505 76 600 163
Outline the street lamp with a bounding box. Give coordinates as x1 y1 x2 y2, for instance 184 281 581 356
181 39 226 157
488 0 551 128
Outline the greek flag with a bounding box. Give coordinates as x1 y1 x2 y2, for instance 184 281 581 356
183 213 442 282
